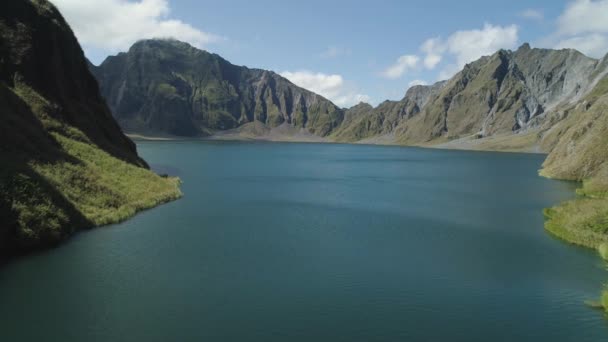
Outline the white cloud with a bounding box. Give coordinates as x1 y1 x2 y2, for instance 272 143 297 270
446 24 519 68
280 71 343 99
386 24 518 82
549 0 608 58
408 80 428 87
557 0 608 36
414 24 520 80
335 94 371 107
52 0 221 53
555 33 608 57
381 55 420 79
280 71 370 107
423 54 442 70
420 38 445 69
520 9 544 20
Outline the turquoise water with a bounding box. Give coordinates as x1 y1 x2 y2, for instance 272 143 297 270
1 141 607 341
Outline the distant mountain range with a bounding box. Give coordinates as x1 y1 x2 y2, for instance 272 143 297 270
90 39 608 152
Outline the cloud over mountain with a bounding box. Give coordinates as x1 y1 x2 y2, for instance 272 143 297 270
53 0 221 53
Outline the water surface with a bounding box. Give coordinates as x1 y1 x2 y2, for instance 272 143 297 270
1 141 607 341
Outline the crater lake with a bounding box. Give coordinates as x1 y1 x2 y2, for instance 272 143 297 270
1 141 607 341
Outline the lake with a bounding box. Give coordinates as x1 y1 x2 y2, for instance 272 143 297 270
1 141 607 341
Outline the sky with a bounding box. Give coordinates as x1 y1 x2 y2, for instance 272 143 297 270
53 0 608 107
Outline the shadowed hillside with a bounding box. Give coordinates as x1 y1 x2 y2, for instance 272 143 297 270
0 0 181 257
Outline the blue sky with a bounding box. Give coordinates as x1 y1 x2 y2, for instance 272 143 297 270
54 0 608 107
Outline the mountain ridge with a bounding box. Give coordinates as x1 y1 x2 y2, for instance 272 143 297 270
92 39 608 155
90 39 344 137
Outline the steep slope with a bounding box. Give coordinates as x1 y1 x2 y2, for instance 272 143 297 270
0 0 181 257
540 76 608 248
341 102 374 127
537 75 608 310
394 44 604 145
331 44 607 150
332 82 445 142
91 39 343 137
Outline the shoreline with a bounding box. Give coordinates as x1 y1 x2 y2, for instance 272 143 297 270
126 133 189 141
127 131 546 155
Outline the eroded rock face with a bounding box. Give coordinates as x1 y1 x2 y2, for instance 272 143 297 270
331 82 446 142
336 44 608 145
91 39 343 137
395 45 605 143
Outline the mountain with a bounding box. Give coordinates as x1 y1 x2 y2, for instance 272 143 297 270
335 43 607 149
537 73 608 308
331 82 446 142
540 76 608 246
403 44 604 144
0 0 181 257
94 39 607 152
90 39 343 137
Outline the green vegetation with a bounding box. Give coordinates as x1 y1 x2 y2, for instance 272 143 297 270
540 77 608 314
587 77 608 103
603 290 608 312
543 184 608 314
0 0 181 257
35 134 181 227
543 196 608 249
1 82 182 256
599 243 608 261
156 83 179 97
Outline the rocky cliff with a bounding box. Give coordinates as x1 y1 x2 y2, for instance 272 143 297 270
333 44 607 148
91 39 343 137
331 82 445 142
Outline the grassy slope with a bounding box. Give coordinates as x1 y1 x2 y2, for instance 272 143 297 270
0 0 181 257
541 79 608 249
37 134 181 227
539 77 608 310
1 82 182 256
